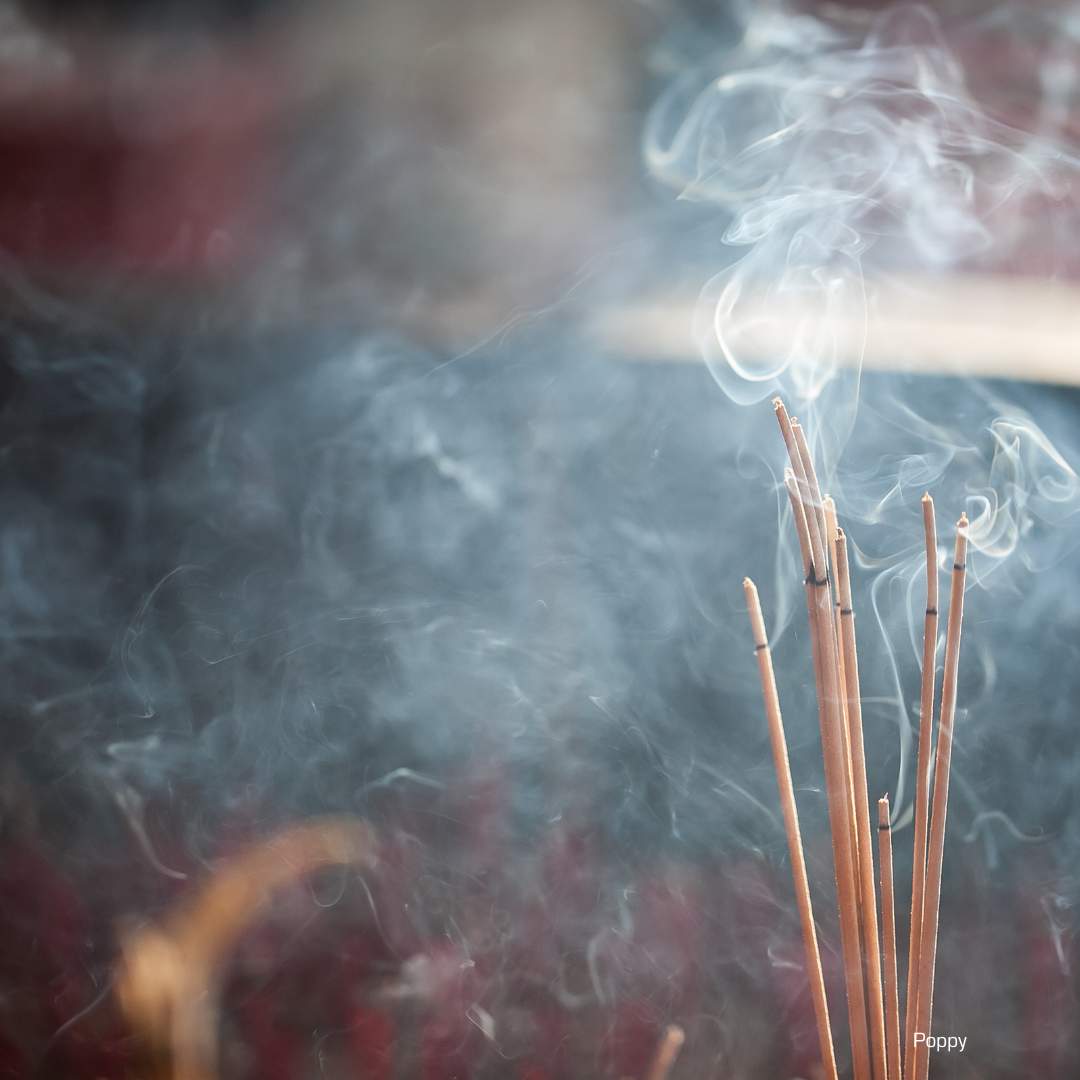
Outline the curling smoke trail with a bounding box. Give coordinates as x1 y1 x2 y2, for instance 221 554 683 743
646 0 1080 821
647 3 1080 417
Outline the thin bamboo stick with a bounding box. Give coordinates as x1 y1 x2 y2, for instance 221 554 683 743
835 529 888 1080
776 401 872 1080
791 420 830 591
645 1025 686 1080
824 496 859 904
745 577 839 1080
792 431 864 910
911 516 969 1080
824 498 873 1080
904 495 938 1080
879 797 902 1080
789 419 872 1080
824 496 846 690
784 470 813 578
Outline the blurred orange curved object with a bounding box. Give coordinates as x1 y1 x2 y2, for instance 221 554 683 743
115 815 379 1080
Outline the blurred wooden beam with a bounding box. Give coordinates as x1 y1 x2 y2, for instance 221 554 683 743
593 274 1080 386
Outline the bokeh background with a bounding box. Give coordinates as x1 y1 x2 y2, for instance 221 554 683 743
0 2 1079 1079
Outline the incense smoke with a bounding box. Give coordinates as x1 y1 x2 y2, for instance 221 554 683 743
0 2 1079 1076
647 2 1080 409
646 6 1080 1069
646 0 1080 812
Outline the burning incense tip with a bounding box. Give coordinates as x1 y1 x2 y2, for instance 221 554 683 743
645 1025 686 1080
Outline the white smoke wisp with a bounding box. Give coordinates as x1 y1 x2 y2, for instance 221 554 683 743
646 2 1080 422
646 0 1080 586
646 1 1080 826
966 400 1080 579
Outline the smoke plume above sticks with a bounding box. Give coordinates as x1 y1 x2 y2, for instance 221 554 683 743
646 0 1080 825
647 2 1080 407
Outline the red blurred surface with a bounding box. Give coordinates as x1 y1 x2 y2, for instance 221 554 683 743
0 31 280 278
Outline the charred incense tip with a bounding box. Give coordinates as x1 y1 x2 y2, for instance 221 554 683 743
878 796 890 827
922 492 932 503
958 511 969 527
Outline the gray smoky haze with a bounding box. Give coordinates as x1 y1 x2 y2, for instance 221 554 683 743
642 1 1080 1077
0 7 1079 1080
3 316 1080 1079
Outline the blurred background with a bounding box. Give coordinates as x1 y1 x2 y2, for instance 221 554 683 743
0 0 663 336
0 1 1079 1079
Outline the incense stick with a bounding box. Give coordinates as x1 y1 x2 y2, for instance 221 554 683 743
645 1025 686 1080
781 436 871 1080
904 495 938 1080
835 529 888 1080
745 577 839 1080
785 470 814 581
824 496 846 695
791 419 830 587
911 516 968 1080
776 402 872 1080
826 498 879 1080
824 496 859 912
878 797 901 1080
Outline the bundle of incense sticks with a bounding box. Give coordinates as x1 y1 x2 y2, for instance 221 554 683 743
743 399 968 1080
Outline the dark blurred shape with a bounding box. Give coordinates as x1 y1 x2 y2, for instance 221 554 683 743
0 0 284 281
21 0 287 29
0 49 279 273
0 0 649 339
